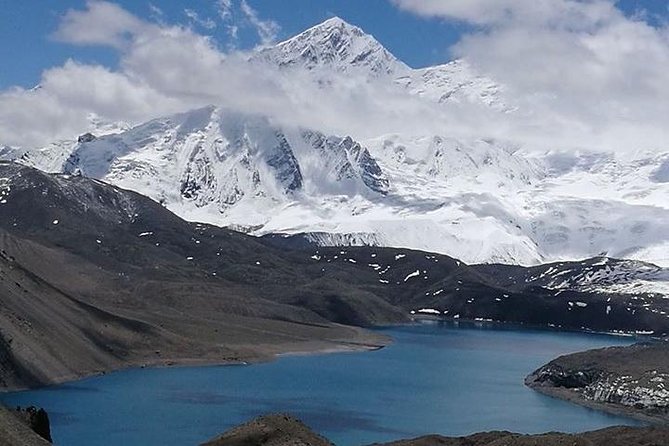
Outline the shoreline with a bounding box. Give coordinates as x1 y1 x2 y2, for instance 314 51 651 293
407 314 667 341
0 328 392 394
5 315 646 395
3 321 665 443
526 382 669 425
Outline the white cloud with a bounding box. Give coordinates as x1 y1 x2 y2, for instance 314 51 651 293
213 0 240 41
52 0 145 48
391 0 618 28
0 61 181 147
0 2 287 146
215 0 233 20
240 0 280 46
148 3 164 20
184 9 217 30
227 24 240 40
393 0 669 150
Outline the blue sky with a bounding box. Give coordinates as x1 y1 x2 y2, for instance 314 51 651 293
2 0 666 90
0 0 467 89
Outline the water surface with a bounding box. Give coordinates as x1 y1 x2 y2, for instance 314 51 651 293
1 322 641 445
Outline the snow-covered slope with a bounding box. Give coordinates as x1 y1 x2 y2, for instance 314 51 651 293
4 113 129 173
3 17 669 267
395 60 513 111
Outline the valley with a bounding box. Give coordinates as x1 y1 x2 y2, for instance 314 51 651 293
1 8 669 446
0 162 668 444
1 162 668 392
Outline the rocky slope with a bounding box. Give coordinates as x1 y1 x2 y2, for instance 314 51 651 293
204 414 669 446
289 245 669 336
0 161 395 389
527 342 669 423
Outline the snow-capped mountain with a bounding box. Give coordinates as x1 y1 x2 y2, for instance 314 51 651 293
256 17 408 76
258 17 509 111
3 17 669 267
18 105 388 229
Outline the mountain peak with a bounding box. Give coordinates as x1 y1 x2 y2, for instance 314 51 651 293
258 17 408 76
290 16 367 41
317 16 349 27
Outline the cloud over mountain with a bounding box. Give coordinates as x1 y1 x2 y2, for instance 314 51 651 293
394 0 669 150
3 0 669 153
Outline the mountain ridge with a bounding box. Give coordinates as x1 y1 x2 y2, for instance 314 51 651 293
2 18 668 267
256 16 409 76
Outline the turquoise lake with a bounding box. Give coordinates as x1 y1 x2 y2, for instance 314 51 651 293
1 322 641 445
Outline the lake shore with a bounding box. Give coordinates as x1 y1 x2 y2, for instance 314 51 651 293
0 327 390 444
3 324 649 446
525 342 669 425
0 324 390 394
527 384 669 425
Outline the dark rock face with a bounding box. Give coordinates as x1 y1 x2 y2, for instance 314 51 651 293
260 231 380 251
265 132 303 193
12 406 52 443
340 136 389 194
302 130 390 194
529 365 603 389
0 405 51 446
181 146 217 203
0 335 14 388
77 133 96 144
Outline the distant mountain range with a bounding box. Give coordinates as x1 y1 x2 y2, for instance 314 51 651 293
2 17 668 267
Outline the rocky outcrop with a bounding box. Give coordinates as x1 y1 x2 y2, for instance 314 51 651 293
0 405 52 445
526 343 669 422
301 130 390 194
76 133 96 144
527 364 603 389
202 414 333 446
265 132 303 193
11 407 52 443
383 427 669 446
